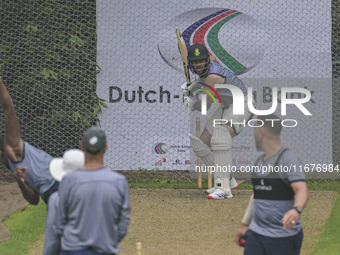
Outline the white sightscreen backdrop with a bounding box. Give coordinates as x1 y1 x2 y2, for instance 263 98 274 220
96 0 332 170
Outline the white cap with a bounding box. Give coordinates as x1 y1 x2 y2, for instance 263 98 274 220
49 149 85 182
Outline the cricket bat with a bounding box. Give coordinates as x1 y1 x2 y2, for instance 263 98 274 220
176 29 191 86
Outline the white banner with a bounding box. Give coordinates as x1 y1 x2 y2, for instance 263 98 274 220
96 0 332 170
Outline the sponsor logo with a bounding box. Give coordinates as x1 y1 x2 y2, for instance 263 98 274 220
158 8 265 75
155 157 166 167
173 159 183 165
255 179 272 191
170 145 191 153
154 143 167 154
232 145 250 151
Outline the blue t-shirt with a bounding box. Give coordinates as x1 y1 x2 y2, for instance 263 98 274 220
56 167 130 254
8 142 55 197
43 192 60 255
250 147 306 237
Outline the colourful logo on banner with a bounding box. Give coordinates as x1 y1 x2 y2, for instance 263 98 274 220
180 9 247 74
154 143 167 154
157 8 265 75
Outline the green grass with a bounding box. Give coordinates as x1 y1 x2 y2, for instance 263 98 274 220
308 179 340 255
310 194 340 254
306 179 340 192
0 200 46 255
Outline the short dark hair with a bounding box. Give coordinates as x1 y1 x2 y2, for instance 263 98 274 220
256 114 282 135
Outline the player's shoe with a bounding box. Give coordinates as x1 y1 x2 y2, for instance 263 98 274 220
207 188 233 199
225 188 233 199
207 188 226 199
230 177 239 190
206 178 238 195
205 186 216 195
207 188 232 199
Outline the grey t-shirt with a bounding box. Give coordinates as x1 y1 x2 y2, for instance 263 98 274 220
56 167 130 254
8 141 55 197
250 147 306 237
43 192 60 255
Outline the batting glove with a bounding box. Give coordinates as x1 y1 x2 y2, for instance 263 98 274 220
181 82 190 96
187 80 203 93
183 95 198 111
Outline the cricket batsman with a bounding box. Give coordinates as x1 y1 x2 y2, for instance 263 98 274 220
182 43 253 199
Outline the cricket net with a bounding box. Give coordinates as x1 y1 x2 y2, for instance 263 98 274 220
0 1 339 179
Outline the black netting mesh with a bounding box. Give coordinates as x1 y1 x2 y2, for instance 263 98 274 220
0 1 338 179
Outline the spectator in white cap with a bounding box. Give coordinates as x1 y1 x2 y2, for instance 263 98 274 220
43 149 85 255
56 126 131 255
49 149 85 182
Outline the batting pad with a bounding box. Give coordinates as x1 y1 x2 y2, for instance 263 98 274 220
210 126 232 191
188 133 214 166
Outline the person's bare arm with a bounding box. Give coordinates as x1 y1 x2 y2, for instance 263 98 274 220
281 181 308 229
0 77 23 161
14 166 39 205
234 194 254 245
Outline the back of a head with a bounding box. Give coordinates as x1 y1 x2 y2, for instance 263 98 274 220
256 114 282 136
82 126 107 154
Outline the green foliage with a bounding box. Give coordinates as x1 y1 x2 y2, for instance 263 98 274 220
0 0 102 156
26 25 38 33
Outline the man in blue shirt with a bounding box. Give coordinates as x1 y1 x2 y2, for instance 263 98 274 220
0 75 57 204
56 126 131 255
